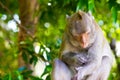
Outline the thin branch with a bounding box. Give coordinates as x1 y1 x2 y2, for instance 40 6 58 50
0 1 12 15
0 1 34 38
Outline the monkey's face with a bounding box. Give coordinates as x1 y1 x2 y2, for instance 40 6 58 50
66 11 96 49
73 32 90 48
69 31 93 49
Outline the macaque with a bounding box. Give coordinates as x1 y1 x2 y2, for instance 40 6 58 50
52 11 113 80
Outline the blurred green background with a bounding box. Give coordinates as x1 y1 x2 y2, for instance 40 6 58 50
0 0 120 80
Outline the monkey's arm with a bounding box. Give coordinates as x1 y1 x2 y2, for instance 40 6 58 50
51 59 72 80
62 52 88 68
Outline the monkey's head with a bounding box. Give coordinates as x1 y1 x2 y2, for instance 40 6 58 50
66 11 96 49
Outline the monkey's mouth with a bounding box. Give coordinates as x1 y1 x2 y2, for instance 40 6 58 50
80 43 88 49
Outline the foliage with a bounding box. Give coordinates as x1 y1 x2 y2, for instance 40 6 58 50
0 0 120 80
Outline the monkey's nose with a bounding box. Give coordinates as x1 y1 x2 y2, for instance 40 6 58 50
80 42 88 48
80 35 88 48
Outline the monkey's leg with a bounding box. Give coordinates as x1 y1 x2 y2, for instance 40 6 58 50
87 56 112 80
52 59 72 80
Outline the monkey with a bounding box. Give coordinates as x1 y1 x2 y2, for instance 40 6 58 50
52 11 113 80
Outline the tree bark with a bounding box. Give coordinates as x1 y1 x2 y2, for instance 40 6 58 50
18 0 40 68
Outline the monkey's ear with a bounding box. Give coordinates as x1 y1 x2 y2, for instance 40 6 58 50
87 11 92 16
78 10 82 14
66 14 71 21
87 11 94 19
77 10 82 19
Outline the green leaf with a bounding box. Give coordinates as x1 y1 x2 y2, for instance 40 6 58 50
22 70 33 76
30 55 38 65
16 71 23 80
0 13 3 18
29 76 42 80
76 0 89 12
3 73 12 80
22 51 29 63
63 0 70 6
41 65 52 77
76 1 81 11
88 0 94 12
111 6 117 23
46 74 51 80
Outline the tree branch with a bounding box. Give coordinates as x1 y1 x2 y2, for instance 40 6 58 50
0 1 34 38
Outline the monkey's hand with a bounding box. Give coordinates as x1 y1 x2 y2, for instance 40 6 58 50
71 75 77 80
62 52 89 67
71 74 78 80
72 72 84 80
71 67 85 80
75 67 85 80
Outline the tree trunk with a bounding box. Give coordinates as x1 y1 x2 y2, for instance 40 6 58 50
18 0 39 68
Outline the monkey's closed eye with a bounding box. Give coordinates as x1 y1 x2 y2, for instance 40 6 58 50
87 32 90 35
86 31 90 35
